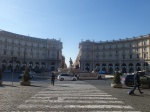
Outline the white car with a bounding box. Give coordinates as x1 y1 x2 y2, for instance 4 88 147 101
18 71 35 79
57 74 77 81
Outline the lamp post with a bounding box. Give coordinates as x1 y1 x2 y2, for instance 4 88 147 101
12 57 17 85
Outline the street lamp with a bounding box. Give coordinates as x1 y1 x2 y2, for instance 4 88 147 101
11 57 17 85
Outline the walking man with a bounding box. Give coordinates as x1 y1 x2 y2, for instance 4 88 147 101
129 72 144 95
51 72 55 85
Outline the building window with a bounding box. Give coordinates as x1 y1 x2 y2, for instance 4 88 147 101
123 55 125 59
143 47 147 51
86 46 88 49
42 54 45 58
96 53 99 57
130 55 132 59
52 54 55 58
51 45 55 49
103 46 105 49
129 43 132 47
30 52 33 57
129 49 132 53
136 42 139 46
116 45 118 48
12 40 14 44
109 45 111 49
37 54 39 58
25 42 27 46
18 52 20 57
5 39 7 42
143 40 147 45
144 53 147 58
11 51 13 55
116 50 118 53
3 50 6 55
137 54 139 59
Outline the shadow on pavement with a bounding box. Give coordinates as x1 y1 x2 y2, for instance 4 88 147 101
29 85 44 87
0 84 18 88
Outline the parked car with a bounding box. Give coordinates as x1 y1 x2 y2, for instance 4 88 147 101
121 73 134 86
99 70 106 74
18 71 35 79
57 74 77 81
121 73 150 87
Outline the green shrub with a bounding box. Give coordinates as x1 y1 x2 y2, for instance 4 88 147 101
21 67 30 82
113 70 121 84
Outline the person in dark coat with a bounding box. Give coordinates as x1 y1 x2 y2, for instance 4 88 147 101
130 72 143 94
51 72 55 85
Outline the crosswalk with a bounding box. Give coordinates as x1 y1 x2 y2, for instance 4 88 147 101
17 81 140 112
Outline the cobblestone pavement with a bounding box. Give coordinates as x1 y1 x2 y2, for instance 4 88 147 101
0 80 140 112
0 78 149 112
0 79 51 112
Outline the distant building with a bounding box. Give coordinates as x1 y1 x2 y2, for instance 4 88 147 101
75 35 150 74
0 30 63 72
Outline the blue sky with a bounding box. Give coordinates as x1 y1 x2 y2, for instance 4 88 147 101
0 0 150 67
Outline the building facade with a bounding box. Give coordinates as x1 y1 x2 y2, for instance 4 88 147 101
75 35 150 74
0 30 63 72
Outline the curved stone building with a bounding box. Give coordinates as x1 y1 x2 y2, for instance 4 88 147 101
75 35 150 74
0 30 63 72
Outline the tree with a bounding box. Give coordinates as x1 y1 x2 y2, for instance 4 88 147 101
113 70 121 84
111 70 122 88
21 67 30 82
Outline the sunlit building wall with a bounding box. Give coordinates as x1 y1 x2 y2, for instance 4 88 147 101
75 35 150 73
0 30 63 71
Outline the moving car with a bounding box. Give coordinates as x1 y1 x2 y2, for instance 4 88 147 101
121 73 150 87
57 74 77 81
18 71 35 79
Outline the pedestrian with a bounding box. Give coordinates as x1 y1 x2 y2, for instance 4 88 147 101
51 72 55 85
129 72 144 95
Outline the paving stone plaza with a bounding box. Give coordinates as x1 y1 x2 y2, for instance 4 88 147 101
1 77 150 112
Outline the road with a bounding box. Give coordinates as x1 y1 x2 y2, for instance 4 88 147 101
0 74 150 111
85 79 150 112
